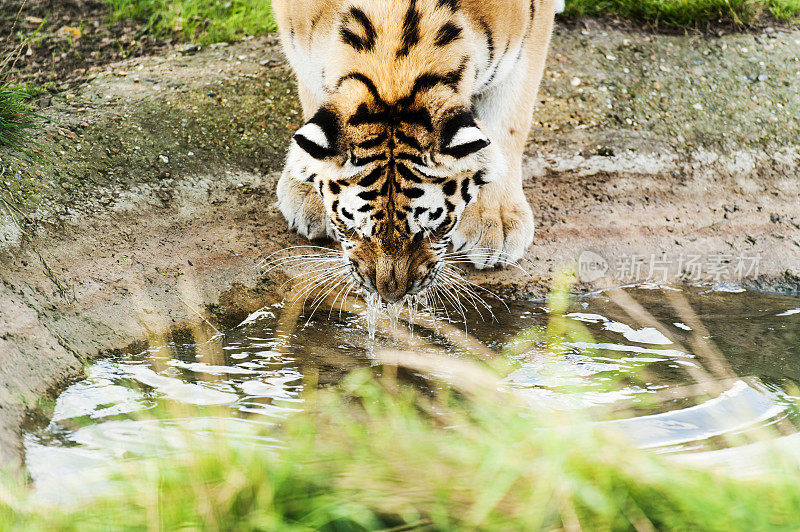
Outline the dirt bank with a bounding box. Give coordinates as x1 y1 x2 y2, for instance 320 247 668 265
1 25 799 470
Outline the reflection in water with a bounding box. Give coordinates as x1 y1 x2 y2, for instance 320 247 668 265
24 285 800 500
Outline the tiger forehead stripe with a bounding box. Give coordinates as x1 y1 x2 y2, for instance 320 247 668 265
340 7 377 52
437 0 459 11
397 0 421 58
401 59 468 101
434 22 462 47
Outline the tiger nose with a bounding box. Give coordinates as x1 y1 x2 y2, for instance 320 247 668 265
375 255 410 303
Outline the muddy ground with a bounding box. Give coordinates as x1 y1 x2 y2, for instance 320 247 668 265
1 0 173 88
1 24 799 470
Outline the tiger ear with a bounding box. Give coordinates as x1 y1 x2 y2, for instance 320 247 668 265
439 111 490 159
293 107 341 160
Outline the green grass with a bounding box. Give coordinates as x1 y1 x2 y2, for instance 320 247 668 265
3 276 800 529
102 0 800 45
104 0 277 43
0 83 38 153
1 366 800 530
562 0 800 26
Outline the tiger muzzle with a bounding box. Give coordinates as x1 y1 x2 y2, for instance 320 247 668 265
374 254 412 303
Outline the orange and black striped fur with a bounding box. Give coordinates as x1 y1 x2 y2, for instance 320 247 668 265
273 0 556 302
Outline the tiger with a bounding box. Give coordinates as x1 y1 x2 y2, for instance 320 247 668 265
272 0 556 303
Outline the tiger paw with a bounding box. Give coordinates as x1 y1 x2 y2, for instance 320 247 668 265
276 172 334 241
450 187 535 269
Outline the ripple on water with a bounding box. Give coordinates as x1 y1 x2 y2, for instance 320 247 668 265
23 286 800 501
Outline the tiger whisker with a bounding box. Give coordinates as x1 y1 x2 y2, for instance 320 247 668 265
442 274 480 318
442 275 496 322
262 253 343 265
262 252 342 266
438 279 479 321
443 250 534 273
440 265 509 311
264 258 344 275
430 284 452 324
339 281 359 317
280 264 349 291
305 273 351 325
287 266 349 303
437 268 497 321
258 245 341 267
261 254 344 273
294 276 348 320
440 272 496 314
444 256 530 275
435 281 469 324
329 278 357 319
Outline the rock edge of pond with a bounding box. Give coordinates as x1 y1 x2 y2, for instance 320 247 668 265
1 27 799 471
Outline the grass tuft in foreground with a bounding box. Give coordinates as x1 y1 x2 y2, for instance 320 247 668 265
4 366 800 530
104 0 277 43
562 0 800 27
0 83 38 153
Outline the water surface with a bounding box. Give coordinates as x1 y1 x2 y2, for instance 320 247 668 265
24 284 800 500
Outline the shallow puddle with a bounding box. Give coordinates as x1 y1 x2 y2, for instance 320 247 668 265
24 284 800 501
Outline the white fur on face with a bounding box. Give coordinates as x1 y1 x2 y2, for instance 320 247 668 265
447 126 489 150
294 122 329 149
407 184 453 234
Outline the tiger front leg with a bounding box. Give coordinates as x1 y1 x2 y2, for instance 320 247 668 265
450 12 554 269
449 77 539 269
450 167 535 269
276 149 335 241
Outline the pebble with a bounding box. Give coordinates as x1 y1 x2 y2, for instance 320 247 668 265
159 155 169 164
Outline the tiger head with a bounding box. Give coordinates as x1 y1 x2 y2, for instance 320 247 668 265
288 87 501 302
286 15 503 302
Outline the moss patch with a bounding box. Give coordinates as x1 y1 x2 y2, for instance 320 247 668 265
2 59 300 226
562 0 800 27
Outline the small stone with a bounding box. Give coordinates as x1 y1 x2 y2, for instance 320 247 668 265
159 155 169 164
757 74 768 82
570 77 581 87
770 213 783 223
